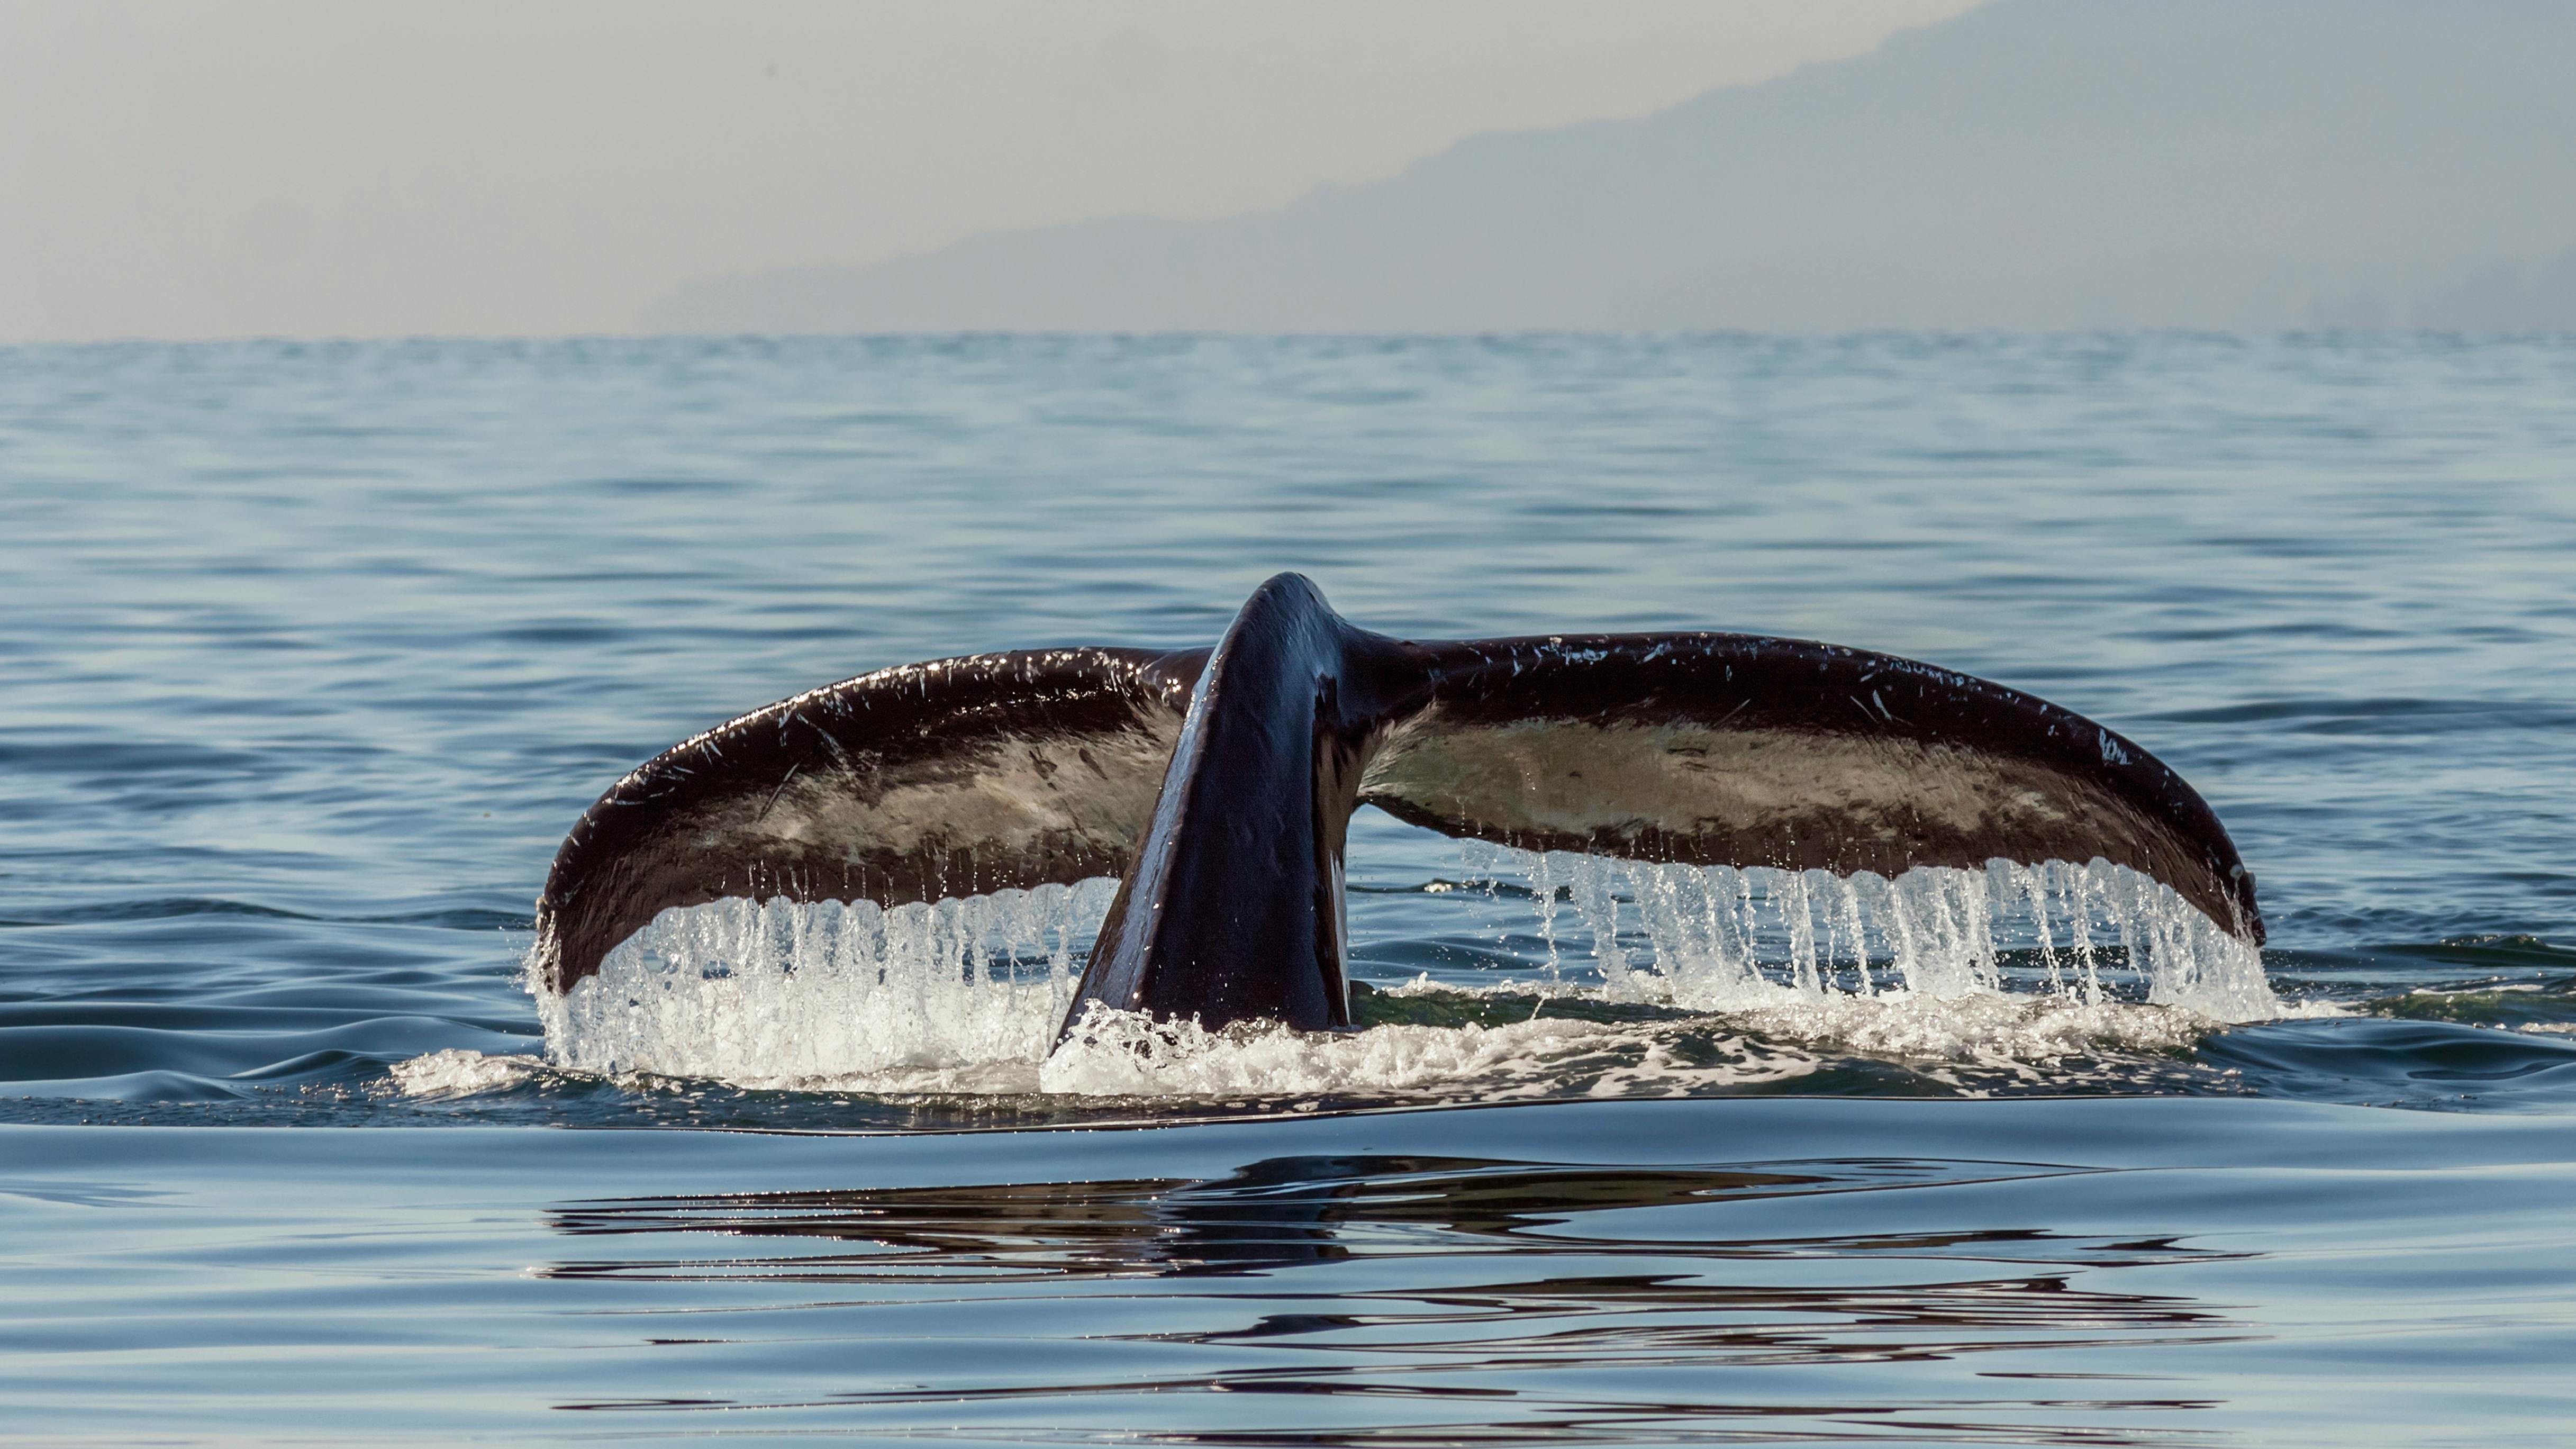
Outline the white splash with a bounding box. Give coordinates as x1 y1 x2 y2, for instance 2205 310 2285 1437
513 851 2280 1098
1464 846 2281 1024
1039 1004 1815 1100
391 1047 545 1098
534 880 1117 1083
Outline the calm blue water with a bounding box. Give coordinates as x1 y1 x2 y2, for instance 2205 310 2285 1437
4 334 2574 1443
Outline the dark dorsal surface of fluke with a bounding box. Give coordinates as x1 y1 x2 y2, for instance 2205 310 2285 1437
534 574 2263 1045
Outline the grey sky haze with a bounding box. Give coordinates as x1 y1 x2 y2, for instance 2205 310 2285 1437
650 0 2576 336
0 0 1979 341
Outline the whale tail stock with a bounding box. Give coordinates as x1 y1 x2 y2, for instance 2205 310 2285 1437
533 574 2263 1042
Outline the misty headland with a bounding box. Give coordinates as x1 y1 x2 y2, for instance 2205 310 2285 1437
651 0 2576 335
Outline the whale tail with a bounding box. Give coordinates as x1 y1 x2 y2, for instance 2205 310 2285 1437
533 574 2263 1041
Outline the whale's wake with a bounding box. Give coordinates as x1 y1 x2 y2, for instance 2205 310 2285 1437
394 854 2287 1105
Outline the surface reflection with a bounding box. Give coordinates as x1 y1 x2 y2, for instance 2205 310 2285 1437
548 1155 2239 1276
551 1156 1895 1281
543 1155 2253 1439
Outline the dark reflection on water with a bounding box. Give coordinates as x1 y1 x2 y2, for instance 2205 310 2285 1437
7 1102 2571 1445
549 1155 2176 1281
543 1155 2251 1438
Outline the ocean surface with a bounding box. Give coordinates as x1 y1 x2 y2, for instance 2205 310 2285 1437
3 333 2573 1444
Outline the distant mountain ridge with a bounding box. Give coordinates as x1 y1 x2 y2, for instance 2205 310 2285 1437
648 0 2576 334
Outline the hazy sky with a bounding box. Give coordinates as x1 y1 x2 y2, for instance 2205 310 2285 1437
0 1 1982 341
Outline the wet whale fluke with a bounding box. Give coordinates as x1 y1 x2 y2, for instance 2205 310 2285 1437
534 574 2263 1040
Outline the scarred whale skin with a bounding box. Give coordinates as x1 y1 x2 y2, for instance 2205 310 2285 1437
533 574 2262 1040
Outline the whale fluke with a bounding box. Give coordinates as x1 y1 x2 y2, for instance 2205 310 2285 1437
1368 634 2258 937
533 646 1209 998
534 575 2263 1041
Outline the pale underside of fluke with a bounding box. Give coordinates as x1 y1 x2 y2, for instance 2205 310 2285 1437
534 574 2263 1042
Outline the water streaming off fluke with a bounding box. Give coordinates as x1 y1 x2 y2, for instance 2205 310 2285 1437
524 852 2278 1098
